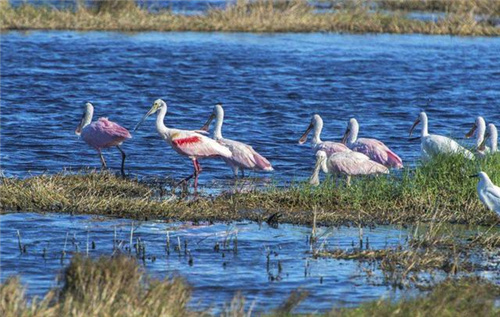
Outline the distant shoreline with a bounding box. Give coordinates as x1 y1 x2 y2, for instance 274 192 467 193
1 1 499 36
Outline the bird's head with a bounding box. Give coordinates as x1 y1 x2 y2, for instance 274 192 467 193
409 111 426 137
75 102 94 136
200 103 223 132
299 114 322 144
134 99 166 132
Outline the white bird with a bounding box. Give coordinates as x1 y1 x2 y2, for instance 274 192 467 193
299 114 349 156
309 150 389 186
474 171 500 216
200 103 273 177
409 111 474 161
134 99 232 191
479 123 498 154
465 116 488 156
341 117 403 169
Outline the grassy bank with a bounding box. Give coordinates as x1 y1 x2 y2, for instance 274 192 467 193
1 255 498 316
0 0 499 36
1 154 500 226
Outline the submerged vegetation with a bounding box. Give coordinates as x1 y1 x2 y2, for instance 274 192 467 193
1 154 500 226
1 255 498 316
0 0 499 36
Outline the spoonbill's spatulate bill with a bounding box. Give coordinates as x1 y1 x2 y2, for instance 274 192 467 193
134 99 232 191
310 150 388 186
409 111 474 161
474 171 500 216
465 116 488 156
75 102 131 177
200 104 273 177
298 114 349 156
341 118 403 169
479 123 498 154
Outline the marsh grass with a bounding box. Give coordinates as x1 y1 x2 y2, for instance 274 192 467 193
0 0 499 35
1 255 498 316
377 0 500 16
2 154 500 226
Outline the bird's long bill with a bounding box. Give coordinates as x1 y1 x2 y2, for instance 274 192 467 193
200 113 215 132
469 174 479 178
299 123 314 144
409 118 421 137
75 112 85 135
479 131 490 151
341 127 350 144
134 107 155 132
465 123 477 139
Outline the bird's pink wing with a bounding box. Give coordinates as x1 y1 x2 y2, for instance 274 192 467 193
96 118 132 139
82 118 131 149
353 138 403 168
317 142 349 156
330 153 388 176
222 139 273 171
171 132 231 158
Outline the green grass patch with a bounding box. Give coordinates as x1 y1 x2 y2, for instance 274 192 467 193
1 154 500 226
0 0 499 36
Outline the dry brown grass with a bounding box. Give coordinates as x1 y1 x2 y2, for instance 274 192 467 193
377 0 500 16
0 255 192 317
0 0 498 35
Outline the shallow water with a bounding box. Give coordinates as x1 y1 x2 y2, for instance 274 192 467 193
0 212 414 312
1 31 500 187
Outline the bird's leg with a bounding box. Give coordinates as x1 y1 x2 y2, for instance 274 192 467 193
241 169 245 178
346 175 351 187
98 150 107 171
193 159 202 192
116 145 126 177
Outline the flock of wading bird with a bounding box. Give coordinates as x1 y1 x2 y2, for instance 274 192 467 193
74 99 500 216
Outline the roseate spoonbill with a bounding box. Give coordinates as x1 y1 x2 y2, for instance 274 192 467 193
298 114 349 156
465 116 487 156
341 118 403 169
472 172 500 216
479 124 498 154
75 102 131 177
200 103 273 177
134 99 232 190
309 150 388 186
409 111 474 161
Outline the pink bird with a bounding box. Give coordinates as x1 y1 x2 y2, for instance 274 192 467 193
134 99 232 191
310 150 388 186
200 104 273 178
299 114 349 156
341 118 403 169
75 102 132 177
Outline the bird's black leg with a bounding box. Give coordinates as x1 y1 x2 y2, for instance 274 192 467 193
117 145 126 177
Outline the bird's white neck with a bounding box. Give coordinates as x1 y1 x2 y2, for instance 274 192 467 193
476 118 486 147
213 107 224 140
420 113 429 137
490 125 498 152
347 120 359 145
312 118 323 145
82 106 94 129
156 105 169 135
